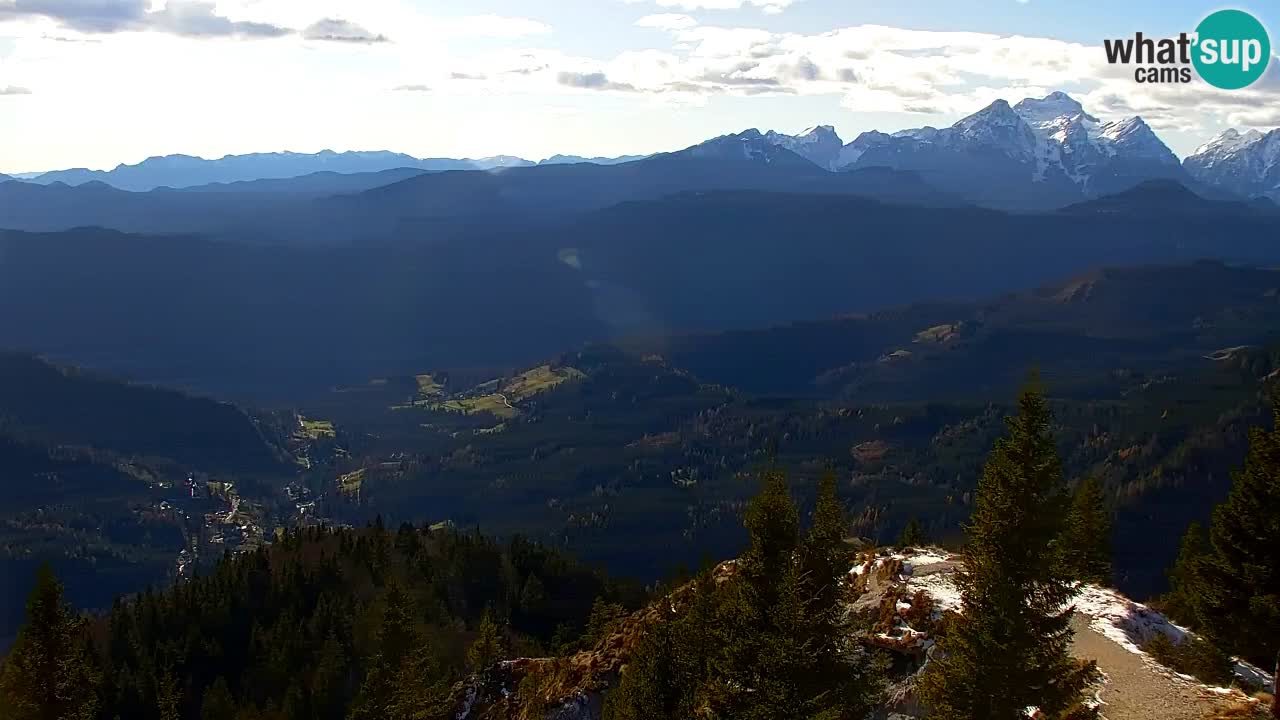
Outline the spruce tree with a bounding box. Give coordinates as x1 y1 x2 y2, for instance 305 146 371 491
714 468 880 719
200 677 237 720
797 472 881 719
466 609 506 674
898 517 927 548
1163 522 1208 625
709 467 799 718
156 672 181 720
348 582 423 720
0 566 100 720
1065 476 1112 585
917 380 1099 720
1186 394 1280 666
603 613 688 720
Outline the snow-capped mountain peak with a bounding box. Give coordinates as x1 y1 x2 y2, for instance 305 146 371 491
1184 127 1280 201
763 125 845 169
686 128 817 166
1191 128 1266 158
950 99 1039 160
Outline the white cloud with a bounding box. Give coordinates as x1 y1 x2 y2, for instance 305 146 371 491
635 13 696 31
623 0 799 14
0 0 292 37
439 14 550 38
302 18 388 44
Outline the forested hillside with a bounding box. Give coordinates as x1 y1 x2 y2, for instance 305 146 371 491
3 383 1274 720
0 355 294 649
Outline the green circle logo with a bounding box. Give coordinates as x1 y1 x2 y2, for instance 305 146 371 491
1193 9 1271 89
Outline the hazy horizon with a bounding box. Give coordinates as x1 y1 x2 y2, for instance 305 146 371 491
2 0 1278 174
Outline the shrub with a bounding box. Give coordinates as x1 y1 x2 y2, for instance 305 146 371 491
1142 633 1235 687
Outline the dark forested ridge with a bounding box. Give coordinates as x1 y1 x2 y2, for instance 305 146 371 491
0 354 296 650
3 185 1280 399
0 523 643 720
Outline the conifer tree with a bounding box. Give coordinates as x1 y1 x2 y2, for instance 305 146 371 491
898 517 927 548
156 672 181 720
797 472 881 719
603 613 689 720
466 609 506 674
1065 476 1112 585
708 467 799 718
917 380 1099 720
1163 522 1208 625
200 677 237 720
348 582 427 720
0 566 100 720
714 468 880 720
1184 394 1280 666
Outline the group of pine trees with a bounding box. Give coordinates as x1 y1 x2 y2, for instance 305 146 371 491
605 470 883 720
1165 393 1280 672
0 522 640 720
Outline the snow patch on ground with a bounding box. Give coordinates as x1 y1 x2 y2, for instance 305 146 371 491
902 566 963 613
853 550 1273 695
1070 585 1272 691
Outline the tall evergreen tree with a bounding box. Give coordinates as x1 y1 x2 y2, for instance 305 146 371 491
603 613 689 720
917 380 1099 720
156 672 181 720
712 467 800 718
1183 394 1280 666
200 677 237 720
712 468 880 719
0 566 100 720
1064 476 1112 585
897 517 927 548
1162 522 1208 626
797 471 881 719
466 609 506 674
348 581 449 720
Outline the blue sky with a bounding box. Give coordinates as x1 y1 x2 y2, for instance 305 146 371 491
0 0 1277 173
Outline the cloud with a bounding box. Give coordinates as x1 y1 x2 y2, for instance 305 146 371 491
635 13 696 31
0 0 149 32
556 71 636 92
0 0 291 38
439 14 550 38
302 18 388 44
451 72 487 81
149 1 290 38
0 85 32 94
624 0 799 14
393 84 430 92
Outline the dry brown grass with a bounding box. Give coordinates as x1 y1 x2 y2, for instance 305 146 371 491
1207 694 1275 720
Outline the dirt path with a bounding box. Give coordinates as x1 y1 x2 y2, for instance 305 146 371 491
1070 615 1235 720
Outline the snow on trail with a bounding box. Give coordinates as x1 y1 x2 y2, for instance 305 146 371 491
854 547 1274 704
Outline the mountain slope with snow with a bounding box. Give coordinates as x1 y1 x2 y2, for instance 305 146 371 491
837 92 1186 209
1184 129 1280 201
763 125 845 169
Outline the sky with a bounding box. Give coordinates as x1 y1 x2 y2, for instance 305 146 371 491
0 0 1278 173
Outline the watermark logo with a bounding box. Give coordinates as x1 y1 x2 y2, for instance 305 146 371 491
1104 9 1271 89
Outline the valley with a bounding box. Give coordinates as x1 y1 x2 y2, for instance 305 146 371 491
1 84 1279 720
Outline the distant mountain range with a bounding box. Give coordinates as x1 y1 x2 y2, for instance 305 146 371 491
9 150 650 193
5 92 1275 206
